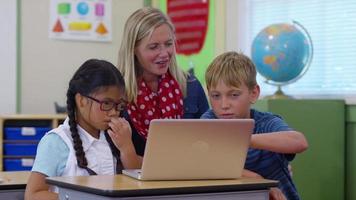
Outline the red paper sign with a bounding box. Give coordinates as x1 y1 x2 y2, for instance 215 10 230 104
167 0 209 55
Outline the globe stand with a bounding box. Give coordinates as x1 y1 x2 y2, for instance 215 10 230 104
264 85 293 99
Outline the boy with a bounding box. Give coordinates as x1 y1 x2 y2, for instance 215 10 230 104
201 51 308 200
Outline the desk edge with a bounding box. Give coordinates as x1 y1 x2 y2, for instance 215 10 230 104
46 178 278 197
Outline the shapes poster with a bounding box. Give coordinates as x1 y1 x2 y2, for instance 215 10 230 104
49 0 112 42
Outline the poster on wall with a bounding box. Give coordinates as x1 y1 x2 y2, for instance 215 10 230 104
49 0 112 42
157 0 214 85
167 0 209 55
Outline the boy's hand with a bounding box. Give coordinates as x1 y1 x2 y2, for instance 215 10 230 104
107 117 132 151
269 187 287 200
241 169 263 178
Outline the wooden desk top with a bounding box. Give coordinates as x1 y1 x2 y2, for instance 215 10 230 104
47 175 278 197
0 171 30 190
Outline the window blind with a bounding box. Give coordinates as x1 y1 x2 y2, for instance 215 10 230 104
238 0 356 98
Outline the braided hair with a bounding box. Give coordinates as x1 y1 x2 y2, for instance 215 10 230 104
66 59 125 174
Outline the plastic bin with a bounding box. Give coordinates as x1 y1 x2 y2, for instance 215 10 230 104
4 127 50 140
3 158 34 171
3 143 38 156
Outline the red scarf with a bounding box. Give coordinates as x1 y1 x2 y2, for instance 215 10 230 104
127 73 184 138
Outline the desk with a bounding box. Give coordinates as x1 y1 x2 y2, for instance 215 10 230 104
0 171 30 200
47 175 278 200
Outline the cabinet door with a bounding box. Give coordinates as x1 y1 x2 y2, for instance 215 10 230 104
254 99 345 200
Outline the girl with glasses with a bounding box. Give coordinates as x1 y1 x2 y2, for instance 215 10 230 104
25 59 141 200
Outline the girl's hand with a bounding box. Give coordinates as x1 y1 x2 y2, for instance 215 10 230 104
107 117 132 151
107 117 142 169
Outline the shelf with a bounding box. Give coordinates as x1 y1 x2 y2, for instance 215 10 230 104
0 114 66 171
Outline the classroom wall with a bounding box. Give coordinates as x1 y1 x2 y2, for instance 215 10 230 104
20 0 143 114
0 1 17 114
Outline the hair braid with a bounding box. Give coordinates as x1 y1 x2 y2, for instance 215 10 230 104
66 89 88 169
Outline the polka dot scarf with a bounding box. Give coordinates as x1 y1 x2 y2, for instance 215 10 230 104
127 73 184 138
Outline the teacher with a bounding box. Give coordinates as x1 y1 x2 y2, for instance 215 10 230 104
118 7 209 156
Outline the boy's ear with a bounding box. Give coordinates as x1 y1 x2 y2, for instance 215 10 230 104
249 85 260 104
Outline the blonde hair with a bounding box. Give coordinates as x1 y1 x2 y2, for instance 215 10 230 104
118 7 187 103
206 51 257 91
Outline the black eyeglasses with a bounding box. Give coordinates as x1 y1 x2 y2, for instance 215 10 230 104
83 95 127 112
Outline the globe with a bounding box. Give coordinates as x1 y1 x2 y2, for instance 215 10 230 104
251 21 313 98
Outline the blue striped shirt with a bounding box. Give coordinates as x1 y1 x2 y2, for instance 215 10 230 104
201 109 300 200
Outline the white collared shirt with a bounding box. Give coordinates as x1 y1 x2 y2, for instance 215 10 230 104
32 117 116 177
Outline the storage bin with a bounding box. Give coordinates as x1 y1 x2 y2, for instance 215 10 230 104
3 143 38 156
4 127 51 140
3 158 34 171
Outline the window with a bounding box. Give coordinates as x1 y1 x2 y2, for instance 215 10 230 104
230 0 356 101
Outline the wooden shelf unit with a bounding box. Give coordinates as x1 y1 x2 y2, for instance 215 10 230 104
0 114 66 171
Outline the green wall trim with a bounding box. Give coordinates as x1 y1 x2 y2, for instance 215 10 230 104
144 0 152 6
346 122 356 200
346 104 356 200
346 105 356 122
16 0 21 113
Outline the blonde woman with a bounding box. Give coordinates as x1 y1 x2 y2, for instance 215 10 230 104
118 7 209 155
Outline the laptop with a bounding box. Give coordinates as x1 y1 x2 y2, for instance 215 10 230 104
122 119 254 180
